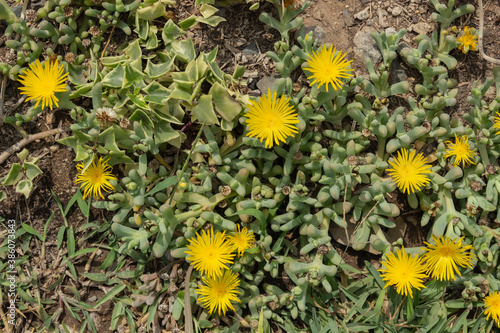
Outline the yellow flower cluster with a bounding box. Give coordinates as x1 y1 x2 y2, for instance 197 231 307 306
456 26 478 54
378 236 476 298
74 156 117 199
244 45 353 149
185 226 255 315
387 135 477 194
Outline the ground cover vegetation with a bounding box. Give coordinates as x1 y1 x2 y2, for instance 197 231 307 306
1 0 500 331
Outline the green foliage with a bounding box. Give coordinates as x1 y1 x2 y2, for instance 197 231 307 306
0 149 43 200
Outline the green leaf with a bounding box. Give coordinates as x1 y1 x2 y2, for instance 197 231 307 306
124 39 142 60
154 122 180 145
0 190 6 202
102 65 124 88
210 82 241 122
196 15 225 27
21 222 43 240
192 94 219 125
70 247 98 259
162 20 185 45
146 176 177 197
24 162 43 180
67 226 75 257
127 94 150 110
123 63 145 89
57 226 66 248
199 4 218 18
100 55 128 66
143 82 171 104
92 82 103 110
136 1 166 21
3 163 23 186
81 272 108 282
97 126 121 153
178 15 197 30
145 58 174 79
17 148 29 161
129 109 154 129
168 39 196 63
16 179 33 198
98 249 116 270
93 284 126 308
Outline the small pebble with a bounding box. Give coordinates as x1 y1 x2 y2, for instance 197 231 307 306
391 7 402 16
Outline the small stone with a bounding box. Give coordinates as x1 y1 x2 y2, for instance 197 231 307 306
12 5 22 18
257 74 280 95
88 295 97 302
343 9 355 26
389 58 408 83
378 8 389 28
242 40 259 56
353 27 382 65
50 145 59 152
391 7 402 16
243 70 259 79
411 22 433 35
355 7 370 21
366 18 376 26
313 10 323 20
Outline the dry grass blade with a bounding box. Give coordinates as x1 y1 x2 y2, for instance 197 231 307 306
184 265 194 333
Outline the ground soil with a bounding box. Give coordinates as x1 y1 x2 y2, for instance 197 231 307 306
1 0 499 331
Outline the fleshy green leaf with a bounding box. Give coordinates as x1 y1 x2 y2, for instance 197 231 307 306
3 163 23 186
24 162 43 181
16 179 33 199
192 94 219 125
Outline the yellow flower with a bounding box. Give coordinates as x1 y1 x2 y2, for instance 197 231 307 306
456 26 478 54
303 45 354 92
245 89 299 149
185 227 235 278
421 236 476 281
443 134 476 168
196 269 241 316
227 225 255 256
74 157 117 199
18 59 68 110
484 291 500 327
386 149 432 194
378 247 428 298
492 111 500 135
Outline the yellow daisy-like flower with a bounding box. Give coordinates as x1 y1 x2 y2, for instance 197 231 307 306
303 45 354 92
74 157 118 199
185 227 235 278
245 89 299 149
456 26 478 54
492 111 500 135
378 247 428 298
227 225 256 256
18 59 69 110
196 269 241 316
443 134 476 168
386 149 432 194
484 291 500 327
421 235 476 281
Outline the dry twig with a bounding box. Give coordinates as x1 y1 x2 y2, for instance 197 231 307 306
478 0 500 65
0 127 67 165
